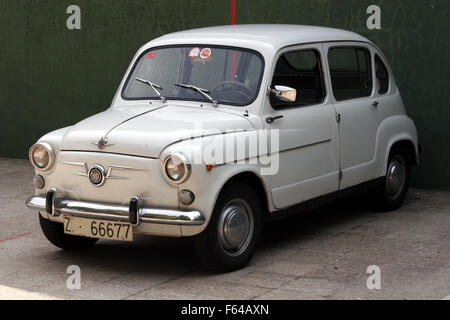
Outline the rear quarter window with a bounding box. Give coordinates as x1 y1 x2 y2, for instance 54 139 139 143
375 55 390 94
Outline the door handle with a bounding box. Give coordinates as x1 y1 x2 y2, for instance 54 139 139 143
372 101 379 108
266 115 284 124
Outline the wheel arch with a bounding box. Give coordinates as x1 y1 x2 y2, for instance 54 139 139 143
388 140 419 166
218 171 271 218
376 115 419 178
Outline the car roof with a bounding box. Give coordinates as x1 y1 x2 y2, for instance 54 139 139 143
144 24 373 53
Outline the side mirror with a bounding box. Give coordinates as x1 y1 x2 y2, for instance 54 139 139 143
269 85 297 103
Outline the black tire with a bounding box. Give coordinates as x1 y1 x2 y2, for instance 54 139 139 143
370 147 411 211
39 214 98 250
194 182 263 272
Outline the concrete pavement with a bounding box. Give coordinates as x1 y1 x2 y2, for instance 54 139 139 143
0 158 448 300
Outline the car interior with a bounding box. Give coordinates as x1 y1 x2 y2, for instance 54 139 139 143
270 49 326 108
328 47 373 101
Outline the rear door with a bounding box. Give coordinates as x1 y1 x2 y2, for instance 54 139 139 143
323 42 382 189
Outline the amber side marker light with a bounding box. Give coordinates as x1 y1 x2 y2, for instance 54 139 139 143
206 164 214 171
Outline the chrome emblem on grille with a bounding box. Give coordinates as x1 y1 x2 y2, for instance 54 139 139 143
61 161 149 187
88 165 106 187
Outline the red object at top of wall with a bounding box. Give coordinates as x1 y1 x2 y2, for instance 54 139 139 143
230 0 237 25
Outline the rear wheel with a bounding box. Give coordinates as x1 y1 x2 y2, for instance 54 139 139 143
194 182 263 272
370 148 411 211
39 214 98 250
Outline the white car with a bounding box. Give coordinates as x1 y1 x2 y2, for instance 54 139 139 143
26 25 420 271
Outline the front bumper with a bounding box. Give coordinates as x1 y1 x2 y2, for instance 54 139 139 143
26 189 205 236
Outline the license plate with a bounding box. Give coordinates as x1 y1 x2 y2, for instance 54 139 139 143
63 216 133 242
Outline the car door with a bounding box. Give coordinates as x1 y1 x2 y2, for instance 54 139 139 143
323 42 383 189
264 44 340 209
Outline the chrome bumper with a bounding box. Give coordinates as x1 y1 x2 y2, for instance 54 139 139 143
26 193 205 226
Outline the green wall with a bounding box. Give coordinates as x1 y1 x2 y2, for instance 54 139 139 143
0 0 449 190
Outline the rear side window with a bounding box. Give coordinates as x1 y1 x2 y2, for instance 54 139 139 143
328 47 373 101
375 55 389 94
270 49 325 108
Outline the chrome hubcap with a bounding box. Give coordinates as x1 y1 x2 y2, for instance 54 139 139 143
218 199 254 257
386 156 406 199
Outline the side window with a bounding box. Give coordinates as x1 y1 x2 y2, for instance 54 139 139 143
328 47 373 101
270 49 325 108
375 55 389 94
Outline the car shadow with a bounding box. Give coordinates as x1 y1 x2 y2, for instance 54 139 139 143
261 195 373 247
47 193 389 277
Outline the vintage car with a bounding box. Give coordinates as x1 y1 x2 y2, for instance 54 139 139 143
26 25 420 272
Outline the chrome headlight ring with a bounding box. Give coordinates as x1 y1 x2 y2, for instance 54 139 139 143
29 142 55 171
163 153 191 184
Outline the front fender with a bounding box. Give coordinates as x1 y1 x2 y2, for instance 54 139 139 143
37 126 73 152
161 133 271 236
31 126 73 175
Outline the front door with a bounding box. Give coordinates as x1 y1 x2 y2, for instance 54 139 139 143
265 44 340 209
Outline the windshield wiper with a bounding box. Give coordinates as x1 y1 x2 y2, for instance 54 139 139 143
135 78 167 103
174 83 218 107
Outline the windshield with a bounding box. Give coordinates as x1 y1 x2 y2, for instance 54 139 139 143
122 46 264 106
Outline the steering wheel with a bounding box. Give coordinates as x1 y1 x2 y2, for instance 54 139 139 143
211 81 253 101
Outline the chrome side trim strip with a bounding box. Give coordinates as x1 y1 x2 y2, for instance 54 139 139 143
25 196 205 226
279 139 333 154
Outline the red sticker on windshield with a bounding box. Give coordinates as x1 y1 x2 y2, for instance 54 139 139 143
146 51 156 59
200 48 212 59
189 47 200 58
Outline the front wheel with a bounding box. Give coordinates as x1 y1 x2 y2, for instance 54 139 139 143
39 214 98 250
370 148 411 211
194 182 263 272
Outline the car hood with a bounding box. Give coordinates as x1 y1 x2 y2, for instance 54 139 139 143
61 104 254 158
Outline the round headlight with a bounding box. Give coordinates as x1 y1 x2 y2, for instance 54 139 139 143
29 143 55 171
163 154 190 183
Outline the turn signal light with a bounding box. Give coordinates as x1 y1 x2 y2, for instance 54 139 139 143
179 190 195 205
33 175 45 189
